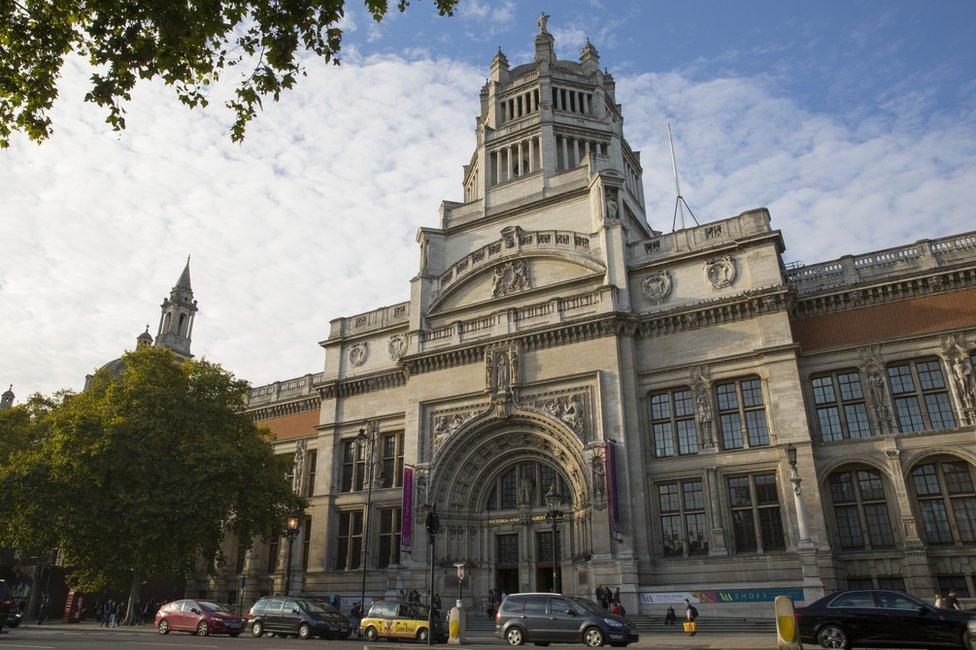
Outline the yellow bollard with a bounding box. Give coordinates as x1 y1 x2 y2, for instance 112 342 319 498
774 595 802 650
448 600 467 645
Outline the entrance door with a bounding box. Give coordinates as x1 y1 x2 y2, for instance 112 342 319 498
496 568 519 596
535 566 561 593
495 534 520 596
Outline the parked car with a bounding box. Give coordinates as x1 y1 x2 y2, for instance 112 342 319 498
0 580 10 633
797 589 976 649
247 596 352 640
495 593 638 647
154 599 245 636
360 600 447 643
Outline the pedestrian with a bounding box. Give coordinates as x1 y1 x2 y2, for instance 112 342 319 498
332 593 341 610
610 601 623 616
934 592 944 608
350 601 363 637
614 587 621 604
665 605 676 626
36 593 48 625
595 585 605 609
683 598 698 637
433 592 442 615
944 588 962 611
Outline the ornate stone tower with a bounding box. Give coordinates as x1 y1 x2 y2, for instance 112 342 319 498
155 258 197 358
0 385 14 409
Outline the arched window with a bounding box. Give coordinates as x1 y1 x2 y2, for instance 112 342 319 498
827 467 896 550
178 313 188 337
910 457 976 545
484 461 572 512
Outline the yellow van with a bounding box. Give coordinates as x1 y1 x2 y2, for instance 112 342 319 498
361 600 446 643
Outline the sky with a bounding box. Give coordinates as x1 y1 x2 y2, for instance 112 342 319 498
2 0 975 398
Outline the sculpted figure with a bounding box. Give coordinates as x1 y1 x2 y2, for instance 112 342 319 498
867 371 893 430
605 195 618 220
537 11 549 33
951 354 976 410
496 355 510 389
560 396 584 434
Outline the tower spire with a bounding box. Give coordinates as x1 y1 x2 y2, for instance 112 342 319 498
155 257 198 358
1 384 14 409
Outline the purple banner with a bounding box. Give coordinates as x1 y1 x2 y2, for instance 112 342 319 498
401 466 414 550
604 442 621 535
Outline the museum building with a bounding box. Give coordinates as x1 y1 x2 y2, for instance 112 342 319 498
196 23 976 614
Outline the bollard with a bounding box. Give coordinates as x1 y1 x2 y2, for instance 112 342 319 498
774 595 802 650
448 599 467 645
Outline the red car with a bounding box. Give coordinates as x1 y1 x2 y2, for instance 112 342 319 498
155 598 244 636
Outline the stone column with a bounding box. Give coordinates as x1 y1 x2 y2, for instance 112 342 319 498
517 141 524 177
573 139 580 167
705 467 728 555
505 146 513 181
560 136 568 171
883 448 935 593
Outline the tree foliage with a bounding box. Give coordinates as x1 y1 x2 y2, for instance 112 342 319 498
0 0 459 147
0 346 304 605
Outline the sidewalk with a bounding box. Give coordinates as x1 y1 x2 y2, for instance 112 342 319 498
19 622 157 634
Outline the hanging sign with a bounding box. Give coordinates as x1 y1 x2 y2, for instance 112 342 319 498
401 466 414 551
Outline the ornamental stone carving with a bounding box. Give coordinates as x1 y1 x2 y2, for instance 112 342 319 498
705 255 737 289
486 346 519 395
604 187 619 221
692 365 715 448
291 439 307 493
348 342 368 367
859 346 895 434
491 260 531 298
944 334 976 423
640 270 672 304
388 334 406 360
535 394 586 438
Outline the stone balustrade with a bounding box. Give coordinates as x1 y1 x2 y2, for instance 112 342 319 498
786 231 976 295
329 301 410 338
248 372 323 405
626 208 773 267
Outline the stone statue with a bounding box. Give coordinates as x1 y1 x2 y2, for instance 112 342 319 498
950 354 976 411
416 471 428 506
696 391 711 425
485 349 493 389
490 267 503 297
590 451 606 509
292 439 307 492
537 11 550 33
560 396 584 435
509 347 519 385
605 192 618 220
519 465 535 505
496 354 510 389
867 371 893 432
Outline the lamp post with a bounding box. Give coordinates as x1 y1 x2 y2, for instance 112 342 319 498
284 514 301 596
425 505 441 647
785 443 812 547
543 484 564 594
356 421 383 617
238 575 246 616
453 561 465 604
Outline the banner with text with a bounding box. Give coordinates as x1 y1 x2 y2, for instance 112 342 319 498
401 466 414 551
640 588 804 604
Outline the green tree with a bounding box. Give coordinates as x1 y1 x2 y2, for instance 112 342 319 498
0 346 305 624
0 0 459 147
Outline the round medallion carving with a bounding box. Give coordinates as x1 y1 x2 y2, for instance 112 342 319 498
640 271 672 304
705 256 736 289
349 342 368 367
388 334 406 360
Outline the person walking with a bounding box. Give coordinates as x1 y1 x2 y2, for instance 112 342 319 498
614 587 621 604
683 598 698 637
944 588 962 611
350 601 363 637
934 592 944 608
664 605 676 626
610 601 623 616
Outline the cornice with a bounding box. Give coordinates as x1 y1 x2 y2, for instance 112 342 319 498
248 396 321 421
636 284 792 339
315 369 407 399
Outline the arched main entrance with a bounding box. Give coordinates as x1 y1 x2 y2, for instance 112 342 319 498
426 407 595 597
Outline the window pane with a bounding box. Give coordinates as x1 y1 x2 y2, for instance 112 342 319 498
952 496 976 543
877 576 906 592
497 534 519 565
942 462 975 494
837 372 863 401
486 485 497 511
349 537 362 570
924 393 956 430
894 397 924 432
676 419 698 455
658 483 679 512
916 360 946 390
653 422 674 457
919 500 953 544
875 592 919 610
685 513 708 555
857 470 885 501
863 503 895 547
844 578 873 592
912 464 942 496
830 472 856 503
731 510 756 552
650 393 671 420
844 404 871 439
887 364 915 394
682 481 705 511
835 505 864 549
817 407 843 441
811 376 836 405
720 413 743 449
758 507 785 550
745 409 770 446
741 379 764 407
937 575 971 598
727 477 752 507
754 474 779 505
500 468 517 509
716 383 738 411
673 389 694 417
661 515 682 556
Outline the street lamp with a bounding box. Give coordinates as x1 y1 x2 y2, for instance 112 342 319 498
785 442 798 469
284 514 301 596
356 421 383 617
425 505 441 647
453 561 466 604
543 484 564 594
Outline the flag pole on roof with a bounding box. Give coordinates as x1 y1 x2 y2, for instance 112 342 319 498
668 123 700 232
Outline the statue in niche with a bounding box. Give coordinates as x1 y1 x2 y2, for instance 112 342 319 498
867 370 894 433
590 450 606 510
485 349 493 389
605 188 618 220
950 353 976 412
416 471 428 506
495 354 510 390
519 465 535 505
509 347 519 385
292 439 307 492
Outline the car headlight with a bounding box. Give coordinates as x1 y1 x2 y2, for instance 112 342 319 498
603 618 625 627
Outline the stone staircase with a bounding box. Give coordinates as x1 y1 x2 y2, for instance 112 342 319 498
463 614 775 635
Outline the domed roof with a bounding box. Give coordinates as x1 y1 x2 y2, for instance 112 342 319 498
2 384 13 399
97 357 126 378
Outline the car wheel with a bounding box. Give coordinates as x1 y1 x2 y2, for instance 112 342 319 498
417 627 429 643
506 626 525 646
583 626 605 648
251 621 264 638
298 623 312 640
365 626 379 642
964 630 976 650
196 621 209 636
816 624 850 649
157 620 170 635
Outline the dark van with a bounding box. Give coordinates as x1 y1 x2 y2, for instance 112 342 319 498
495 593 638 647
247 596 351 640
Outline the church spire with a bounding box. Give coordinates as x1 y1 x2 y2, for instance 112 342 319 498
155 257 198 358
1 384 14 409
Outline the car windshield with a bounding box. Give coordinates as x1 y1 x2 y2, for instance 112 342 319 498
300 599 339 614
572 598 608 615
198 602 226 612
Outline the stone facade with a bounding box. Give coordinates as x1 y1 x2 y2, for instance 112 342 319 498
200 23 976 615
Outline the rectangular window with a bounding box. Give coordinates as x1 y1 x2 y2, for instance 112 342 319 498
716 378 769 450
496 534 519 566
727 473 783 553
887 360 957 433
811 371 871 441
657 480 707 556
266 535 280 574
301 516 312 570
340 439 367 493
336 510 364 570
380 433 405 488
846 576 873 590
500 470 518 509
305 450 317 498
378 507 402 568
877 576 906 592
937 575 971 598
648 388 698 457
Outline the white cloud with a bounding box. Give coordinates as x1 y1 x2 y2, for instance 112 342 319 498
2 47 975 399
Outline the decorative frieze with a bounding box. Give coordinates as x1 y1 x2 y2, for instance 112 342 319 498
491 259 531 297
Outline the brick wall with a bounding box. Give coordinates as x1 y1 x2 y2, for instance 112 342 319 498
253 408 319 440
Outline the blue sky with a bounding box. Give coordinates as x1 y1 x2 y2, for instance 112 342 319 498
2 0 975 396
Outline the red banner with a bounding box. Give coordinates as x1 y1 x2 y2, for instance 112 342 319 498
604 442 621 536
401 466 413 551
